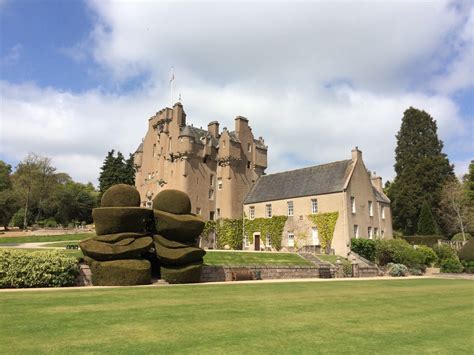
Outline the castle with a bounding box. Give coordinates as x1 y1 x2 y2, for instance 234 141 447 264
134 103 267 220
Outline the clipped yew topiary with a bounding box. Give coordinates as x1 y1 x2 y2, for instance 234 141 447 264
160 260 203 284
153 189 191 215
458 238 474 261
94 232 149 243
80 237 153 261
86 258 151 286
153 234 194 248
93 207 154 236
101 184 141 207
154 242 206 266
153 210 205 242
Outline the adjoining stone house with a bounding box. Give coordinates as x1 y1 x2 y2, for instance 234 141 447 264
134 103 268 221
243 148 393 256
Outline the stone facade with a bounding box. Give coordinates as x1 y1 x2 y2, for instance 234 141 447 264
134 103 267 221
243 148 393 256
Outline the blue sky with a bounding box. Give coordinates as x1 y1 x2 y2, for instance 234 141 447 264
1 0 473 184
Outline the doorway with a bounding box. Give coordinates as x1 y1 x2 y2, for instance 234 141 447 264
254 234 260 251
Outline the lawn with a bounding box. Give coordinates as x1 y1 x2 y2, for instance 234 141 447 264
0 279 472 353
0 233 93 244
203 250 312 266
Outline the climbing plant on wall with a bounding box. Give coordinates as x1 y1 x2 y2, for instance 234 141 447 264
307 212 339 253
213 218 243 250
244 216 288 250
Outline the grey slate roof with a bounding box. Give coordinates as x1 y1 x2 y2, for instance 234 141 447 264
228 131 241 143
373 187 391 203
179 125 218 147
245 160 353 204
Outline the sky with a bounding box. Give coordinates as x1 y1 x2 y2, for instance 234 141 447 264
0 0 473 186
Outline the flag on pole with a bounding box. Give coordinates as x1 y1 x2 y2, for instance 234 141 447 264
170 67 175 83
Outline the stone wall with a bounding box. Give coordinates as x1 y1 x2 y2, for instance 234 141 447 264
201 265 326 282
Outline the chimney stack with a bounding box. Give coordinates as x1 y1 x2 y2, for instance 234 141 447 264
235 116 249 133
351 146 362 162
371 171 383 193
208 121 220 138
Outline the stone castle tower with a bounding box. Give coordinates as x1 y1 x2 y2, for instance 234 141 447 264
134 102 268 220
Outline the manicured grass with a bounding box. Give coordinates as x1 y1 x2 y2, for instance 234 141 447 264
0 279 472 353
42 241 80 248
204 251 312 266
0 233 93 244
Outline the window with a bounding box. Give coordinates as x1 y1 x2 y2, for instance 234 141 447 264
351 197 356 213
152 144 156 157
168 137 172 151
287 201 294 216
288 233 295 247
368 201 373 217
217 178 223 190
381 230 385 238
265 204 272 218
210 211 215 221
249 206 255 220
210 174 214 186
248 143 252 152
353 225 359 238
222 140 226 147
374 227 378 237
196 207 201 215
146 201 152 208
247 161 251 169
217 208 221 218
209 189 214 200
368 227 373 239
266 234 272 248
311 199 318 214
244 235 249 247
312 227 320 245
381 205 385 219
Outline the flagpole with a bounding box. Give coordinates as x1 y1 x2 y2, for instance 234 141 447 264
170 66 174 106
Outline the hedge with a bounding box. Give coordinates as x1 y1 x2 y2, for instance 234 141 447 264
375 239 427 269
0 249 79 288
350 238 377 262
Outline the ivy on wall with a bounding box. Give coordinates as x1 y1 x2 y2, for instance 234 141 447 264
244 216 288 250
307 212 339 253
202 219 243 250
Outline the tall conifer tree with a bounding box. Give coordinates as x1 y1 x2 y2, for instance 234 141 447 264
389 107 453 235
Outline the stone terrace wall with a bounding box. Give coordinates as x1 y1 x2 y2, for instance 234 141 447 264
201 265 328 282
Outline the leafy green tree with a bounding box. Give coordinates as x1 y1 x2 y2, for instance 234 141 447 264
0 161 19 229
389 107 454 235
123 153 136 186
417 200 439 235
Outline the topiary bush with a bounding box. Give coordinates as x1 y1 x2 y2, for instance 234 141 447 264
153 189 191 215
79 237 153 261
154 242 206 266
451 233 471 242
458 238 474 261
351 238 377 262
0 249 79 288
461 260 474 274
153 210 205 242
440 258 463 273
86 258 151 286
93 207 154 235
101 184 141 207
416 245 438 266
160 260 203 284
388 263 408 277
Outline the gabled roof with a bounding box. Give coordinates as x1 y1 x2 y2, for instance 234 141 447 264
245 159 353 204
135 142 143 153
228 131 241 143
373 187 390 203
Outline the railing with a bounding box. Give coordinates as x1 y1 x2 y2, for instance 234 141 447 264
438 239 468 251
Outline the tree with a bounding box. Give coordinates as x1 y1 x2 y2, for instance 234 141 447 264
417 200 439 235
438 178 469 240
0 161 19 229
389 107 454 235
98 150 136 197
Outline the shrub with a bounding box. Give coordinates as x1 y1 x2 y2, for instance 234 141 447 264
440 258 463 273
432 244 457 263
416 245 438 266
0 249 79 288
388 263 408 277
458 238 474 261
402 235 443 247
462 260 474 274
451 233 471 242
86 257 151 286
351 238 377 262
44 218 58 228
10 208 26 228
375 239 426 269
409 267 423 276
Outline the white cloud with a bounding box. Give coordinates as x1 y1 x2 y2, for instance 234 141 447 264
1 1 472 185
